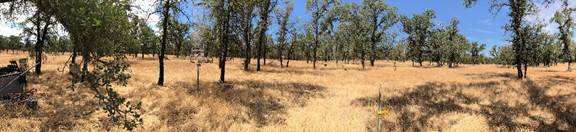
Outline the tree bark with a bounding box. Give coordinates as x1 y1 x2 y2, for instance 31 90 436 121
34 8 51 75
524 62 528 78
263 43 267 65
157 0 170 86
71 37 78 64
34 12 42 74
278 43 283 68
81 42 89 82
242 11 252 71
257 38 262 71
313 36 318 69
141 47 145 59
370 15 378 67
569 61 572 71
219 1 230 83
255 0 272 71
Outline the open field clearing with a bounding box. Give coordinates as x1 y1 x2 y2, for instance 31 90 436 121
0 52 574 131
3 0 576 131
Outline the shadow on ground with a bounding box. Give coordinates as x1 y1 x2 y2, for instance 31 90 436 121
240 65 329 76
352 75 576 131
239 62 367 75
168 79 326 130
2 69 327 131
464 72 517 79
0 70 108 131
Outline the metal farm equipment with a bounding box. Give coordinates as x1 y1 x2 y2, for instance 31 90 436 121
0 59 37 110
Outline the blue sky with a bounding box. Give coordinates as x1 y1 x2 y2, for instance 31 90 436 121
387 0 511 47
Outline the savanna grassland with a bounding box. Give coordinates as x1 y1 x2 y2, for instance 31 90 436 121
0 52 575 131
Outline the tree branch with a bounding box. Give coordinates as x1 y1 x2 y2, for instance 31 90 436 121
0 0 15 3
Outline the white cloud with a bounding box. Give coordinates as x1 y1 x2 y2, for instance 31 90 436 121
0 24 22 36
131 0 161 32
0 3 34 38
526 0 576 33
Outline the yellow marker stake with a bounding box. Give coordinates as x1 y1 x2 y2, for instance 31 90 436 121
376 107 390 116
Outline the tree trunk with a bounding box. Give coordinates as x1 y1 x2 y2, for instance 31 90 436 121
157 0 169 86
71 39 77 64
256 0 271 71
313 36 318 69
569 61 572 72
361 46 365 69
370 34 377 67
279 44 283 68
35 11 51 75
34 13 42 74
286 52 291 68
263 44 267 65
81 43 89 82
243 22 252 71
361 58 365 69
257 41 262 71
306 49 310 64
524 63 527 78
176 41 181 58
219 1 230 83
511 0 525 79
515 51 523 78
218 35 227 82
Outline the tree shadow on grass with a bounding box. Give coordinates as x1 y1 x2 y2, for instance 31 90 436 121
464 72 517 79
238 64 329 76
539 69 565 73
524 76 576 131
240 64 365 75
171 80 326 128
255 68 329 76
352 76 576 131
9 70 105 131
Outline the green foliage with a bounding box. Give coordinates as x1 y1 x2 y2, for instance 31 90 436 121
83 55 142 131
46 36 72 53
0 35 24 52
363 0 398 66
6 36 23 52
275 0 293 67
336 3 369 64
491 44 515 65
66 0 144 130
469 42 486 64
389 40 407 62
401 10 435 66
400 15 487 67
552 0 575 70
0 0 147 130
306 0 338 68
168 19 190 57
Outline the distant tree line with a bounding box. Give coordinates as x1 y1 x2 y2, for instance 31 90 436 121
0 35 25 53
1 0 574 82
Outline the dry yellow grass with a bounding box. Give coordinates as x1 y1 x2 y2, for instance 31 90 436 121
0 52 575 131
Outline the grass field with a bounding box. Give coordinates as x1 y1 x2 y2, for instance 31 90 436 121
0 52 575 131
